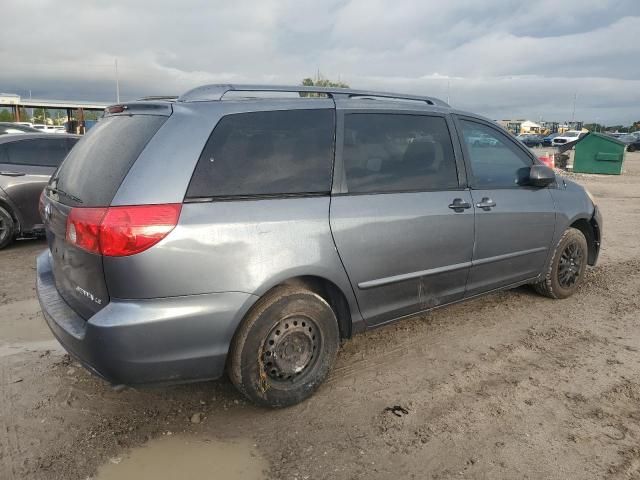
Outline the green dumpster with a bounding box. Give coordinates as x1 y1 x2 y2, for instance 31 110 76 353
573 132 625 175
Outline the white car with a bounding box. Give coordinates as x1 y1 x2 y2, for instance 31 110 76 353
552 130 583 146
32 124 63 133
466 132 498 146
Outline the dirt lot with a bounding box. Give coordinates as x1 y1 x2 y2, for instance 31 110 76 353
2 153 640 480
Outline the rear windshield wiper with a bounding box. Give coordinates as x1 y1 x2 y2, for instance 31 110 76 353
47 187 83 204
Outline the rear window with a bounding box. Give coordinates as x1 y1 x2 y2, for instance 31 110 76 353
186 109 335 199
4 137 70 167
50 115 167 206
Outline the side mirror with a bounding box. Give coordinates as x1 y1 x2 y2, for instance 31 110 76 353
528 164 556 187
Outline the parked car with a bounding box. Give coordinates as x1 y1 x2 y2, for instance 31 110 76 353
465 131 498 146
0 122 41 135
542 132 560 147
619 134 640 152
552 130 584 146
517 134 544 147
0 133 79 248
32 124 61 133
37 84 602 407
606 132 626 139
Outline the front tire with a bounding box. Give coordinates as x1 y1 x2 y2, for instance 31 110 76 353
0 206 16 250
628 145 636 152
533 228 588 299
228 285 340 407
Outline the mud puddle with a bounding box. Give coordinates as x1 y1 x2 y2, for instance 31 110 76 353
94 435 267 480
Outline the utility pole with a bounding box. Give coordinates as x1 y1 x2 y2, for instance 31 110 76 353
447 79 450 105
115 59 120 103
571 92 577 124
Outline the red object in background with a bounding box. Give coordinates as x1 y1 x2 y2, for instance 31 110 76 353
538 152 555 169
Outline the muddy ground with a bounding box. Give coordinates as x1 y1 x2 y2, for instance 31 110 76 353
1 152 640 480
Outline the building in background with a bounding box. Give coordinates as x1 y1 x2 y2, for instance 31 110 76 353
0 93 20 105
498 119 543 135
499 119 585 135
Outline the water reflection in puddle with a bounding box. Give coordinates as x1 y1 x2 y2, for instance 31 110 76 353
95 436 267 480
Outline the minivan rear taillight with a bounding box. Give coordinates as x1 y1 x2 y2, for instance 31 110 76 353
66 204 181 256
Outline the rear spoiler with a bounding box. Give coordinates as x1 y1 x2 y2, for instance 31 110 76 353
103 102 173 117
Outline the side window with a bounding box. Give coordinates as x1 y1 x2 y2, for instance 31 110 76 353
187 109 335 198
342 114 458 194
6 138 70 167
0 145 7 163
460 120 532 188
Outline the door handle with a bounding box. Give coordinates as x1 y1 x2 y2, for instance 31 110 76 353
0 171 26 177
476 197 496 211
448 198 472 212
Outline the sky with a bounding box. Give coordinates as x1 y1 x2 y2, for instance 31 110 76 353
2 0 639 125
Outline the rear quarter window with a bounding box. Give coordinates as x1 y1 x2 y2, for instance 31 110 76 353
5 138 70 167
51 115 167 206
186 109 335 199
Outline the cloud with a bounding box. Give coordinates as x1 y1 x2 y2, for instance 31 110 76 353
1 0 639 124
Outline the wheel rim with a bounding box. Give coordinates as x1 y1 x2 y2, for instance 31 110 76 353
262 315 321 383
0 214 9 244
557 241 584 288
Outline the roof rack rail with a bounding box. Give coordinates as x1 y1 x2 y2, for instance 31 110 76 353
177 84 449 107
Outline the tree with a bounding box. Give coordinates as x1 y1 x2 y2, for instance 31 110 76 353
584 123 600 132
0 107 32 122
83 110 102 121
301 77 349 89
300 74 349 97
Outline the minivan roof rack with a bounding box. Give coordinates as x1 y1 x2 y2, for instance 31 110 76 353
177 84 449 107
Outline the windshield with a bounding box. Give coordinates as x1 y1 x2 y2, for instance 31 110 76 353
564 131 579 137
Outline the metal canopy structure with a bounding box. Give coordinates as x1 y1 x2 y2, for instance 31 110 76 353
0 95 108 127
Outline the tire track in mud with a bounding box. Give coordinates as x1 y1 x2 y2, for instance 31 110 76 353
328 258 640 387
0 358 21 480
309 259 640 478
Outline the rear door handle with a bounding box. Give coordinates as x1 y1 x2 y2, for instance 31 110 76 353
448 198 472 212
0 171 26 177
476 197 496 211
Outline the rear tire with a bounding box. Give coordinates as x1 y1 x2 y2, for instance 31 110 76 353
228 285 340 408
533 228 588 299
628 145 636 152
0 206 16 250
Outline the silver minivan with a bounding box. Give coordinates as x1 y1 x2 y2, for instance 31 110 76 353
37 85 601 407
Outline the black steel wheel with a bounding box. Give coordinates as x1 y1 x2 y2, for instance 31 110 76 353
533 227 588 299
262 315 321 383
228 285 340 407
557 241 584 288
0 206 15 250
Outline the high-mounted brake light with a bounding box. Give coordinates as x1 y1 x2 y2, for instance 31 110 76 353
66 204 181 256
106 105 128 114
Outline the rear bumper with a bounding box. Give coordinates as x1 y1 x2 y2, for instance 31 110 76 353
36 251 257 386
